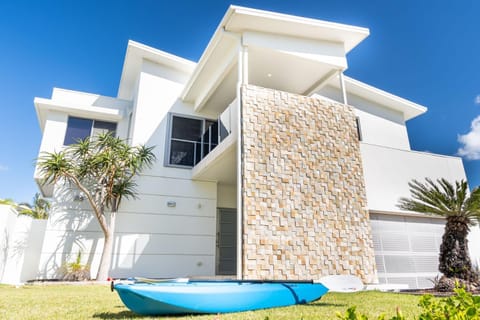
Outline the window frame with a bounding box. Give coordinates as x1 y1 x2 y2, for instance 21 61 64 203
165 113 218 169
63 116 117 146
355 116 363 141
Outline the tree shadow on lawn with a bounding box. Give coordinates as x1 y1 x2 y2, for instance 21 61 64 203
93 310 147 319
303 302 347 307
92 302 346 319
93 311 217 319
93 307 197 319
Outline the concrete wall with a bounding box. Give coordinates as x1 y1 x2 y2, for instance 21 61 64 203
0 205 46 284
241 85 377 282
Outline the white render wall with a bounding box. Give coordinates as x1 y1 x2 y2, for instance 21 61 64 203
36 58 219 279
315 85 411 150
217 184 236 209
361 142 467 212
37 178 217 279
0 205 46 284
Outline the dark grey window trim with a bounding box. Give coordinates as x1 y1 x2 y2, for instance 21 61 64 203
64 116 117 146
164 112 217 169
355 116 363 141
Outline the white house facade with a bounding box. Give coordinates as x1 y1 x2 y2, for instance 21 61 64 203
29 6 480 289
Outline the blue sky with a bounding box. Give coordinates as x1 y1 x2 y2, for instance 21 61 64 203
1 0 480 203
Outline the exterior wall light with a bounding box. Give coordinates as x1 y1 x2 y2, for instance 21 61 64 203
73 193 85 202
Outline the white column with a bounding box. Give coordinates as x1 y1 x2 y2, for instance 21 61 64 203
242 45 248 85
236 44 244 280
339 70 348 105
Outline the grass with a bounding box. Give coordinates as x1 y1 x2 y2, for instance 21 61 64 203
0 284 423 320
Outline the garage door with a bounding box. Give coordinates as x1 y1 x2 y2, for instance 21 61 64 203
370 213 444 289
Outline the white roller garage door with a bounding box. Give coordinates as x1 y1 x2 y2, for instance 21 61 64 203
370 213 444 289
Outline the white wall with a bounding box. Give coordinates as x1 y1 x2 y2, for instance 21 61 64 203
37 58 219 279
217 184 236 208
35 111 69 156
315 85 411 150
361 143 467 213
0 205 46 284
468 226 480 270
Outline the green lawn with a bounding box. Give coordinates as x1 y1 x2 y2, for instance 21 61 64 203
0 284 422 320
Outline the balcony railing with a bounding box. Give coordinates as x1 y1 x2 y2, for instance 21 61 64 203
194 99 237 166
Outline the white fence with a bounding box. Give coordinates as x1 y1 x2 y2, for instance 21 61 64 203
0 204 46 284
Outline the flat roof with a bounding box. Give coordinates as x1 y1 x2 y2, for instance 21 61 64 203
181 5 370 102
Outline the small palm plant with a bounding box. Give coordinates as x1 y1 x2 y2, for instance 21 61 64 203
398 178 480 283
62 252 90 281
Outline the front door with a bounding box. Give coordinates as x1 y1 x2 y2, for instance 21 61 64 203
216 208 237 275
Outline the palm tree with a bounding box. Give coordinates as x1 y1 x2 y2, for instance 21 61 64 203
37 132 156 281
398 178 480 282
17 193 51 219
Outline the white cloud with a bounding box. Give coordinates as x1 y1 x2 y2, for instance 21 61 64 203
458 115 480 160
0 164 8 172
475 95 480 105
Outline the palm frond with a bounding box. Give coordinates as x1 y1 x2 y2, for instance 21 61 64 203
398 178 480 223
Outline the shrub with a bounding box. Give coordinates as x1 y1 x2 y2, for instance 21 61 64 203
337 287 480 320
62 252 90 281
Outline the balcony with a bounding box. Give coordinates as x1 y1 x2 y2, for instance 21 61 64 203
360 143 467 213
192 99 238 185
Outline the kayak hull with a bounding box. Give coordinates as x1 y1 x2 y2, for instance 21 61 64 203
114 280 329 315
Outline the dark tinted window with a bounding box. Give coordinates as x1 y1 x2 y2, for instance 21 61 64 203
171 117 202 141
170 140 196 166
92 120 117 138
64 117 117 145
64 117 93 145
168 115 218 167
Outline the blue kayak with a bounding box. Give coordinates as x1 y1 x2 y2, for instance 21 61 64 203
113 279 329 315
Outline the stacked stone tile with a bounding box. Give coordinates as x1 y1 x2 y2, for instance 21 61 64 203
241 85 377 283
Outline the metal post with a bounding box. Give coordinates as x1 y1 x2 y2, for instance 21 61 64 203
236 43 244 280
339 70 348 105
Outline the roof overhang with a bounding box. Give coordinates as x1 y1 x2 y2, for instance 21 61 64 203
117 40 196 101
181 5 370 108
325 76 427 120
223 6 369 53
34 89 131 132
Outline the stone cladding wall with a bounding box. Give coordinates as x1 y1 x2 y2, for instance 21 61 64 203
241 85 377 283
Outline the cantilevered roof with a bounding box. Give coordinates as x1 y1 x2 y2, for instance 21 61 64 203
326 75 427 120
181 5 370 104
222 6 369 53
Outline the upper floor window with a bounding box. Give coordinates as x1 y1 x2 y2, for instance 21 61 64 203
64 116 117 145
167 114 218 168
355 117 362 141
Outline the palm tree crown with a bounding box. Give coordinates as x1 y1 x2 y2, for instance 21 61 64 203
398 178 480 282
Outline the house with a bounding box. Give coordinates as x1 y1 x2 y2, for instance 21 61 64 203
32 5 480 289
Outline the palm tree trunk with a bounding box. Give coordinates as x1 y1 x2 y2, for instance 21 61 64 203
96 212 116 281
439 216 477 282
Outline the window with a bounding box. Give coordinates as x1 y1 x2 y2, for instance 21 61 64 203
167 114 218 167
64 116 117 145
355 117 362 141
